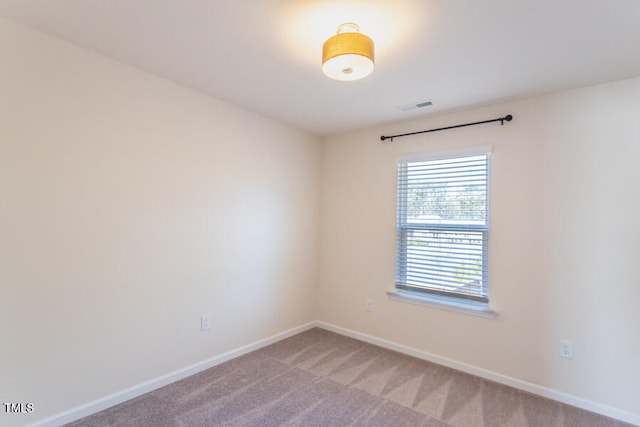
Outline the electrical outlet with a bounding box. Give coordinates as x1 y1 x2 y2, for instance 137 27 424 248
201 314 211 331
559 340 573 359
366 299 374 312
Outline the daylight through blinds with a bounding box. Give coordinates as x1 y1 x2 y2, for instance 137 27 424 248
396 153 489 302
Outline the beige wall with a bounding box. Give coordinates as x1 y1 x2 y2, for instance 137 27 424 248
318 77 640 417
0 18 320 426
3 14 640 426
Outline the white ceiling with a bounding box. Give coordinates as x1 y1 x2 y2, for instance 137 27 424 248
1 0 640 136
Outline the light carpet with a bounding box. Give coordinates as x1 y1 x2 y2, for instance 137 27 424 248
68 328 633 426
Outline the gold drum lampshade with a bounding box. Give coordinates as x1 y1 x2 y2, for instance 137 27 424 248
322 23 374 81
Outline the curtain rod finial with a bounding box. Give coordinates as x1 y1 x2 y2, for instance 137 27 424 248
500 115 513 125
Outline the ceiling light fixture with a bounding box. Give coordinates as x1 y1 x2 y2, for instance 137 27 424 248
322 23 374 81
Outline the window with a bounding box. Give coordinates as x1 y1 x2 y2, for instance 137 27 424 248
395 148 490 306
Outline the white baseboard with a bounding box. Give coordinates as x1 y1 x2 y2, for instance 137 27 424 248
315 321 640 427
28 320 639 427
29 322 316 427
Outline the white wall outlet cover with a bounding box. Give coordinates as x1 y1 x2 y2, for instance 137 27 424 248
201 314 211 331
560 340 574 359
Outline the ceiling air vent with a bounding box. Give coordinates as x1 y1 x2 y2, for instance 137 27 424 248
397 101 433 112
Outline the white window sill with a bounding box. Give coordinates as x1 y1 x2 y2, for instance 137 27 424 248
387 289 498 319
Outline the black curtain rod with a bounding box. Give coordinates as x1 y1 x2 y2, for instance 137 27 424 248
380 114 513 141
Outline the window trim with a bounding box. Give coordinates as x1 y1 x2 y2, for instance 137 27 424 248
394 146 494 313
387 289 497 318
396 145 492 164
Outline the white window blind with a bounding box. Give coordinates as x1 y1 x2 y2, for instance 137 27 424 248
396 151 489 302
